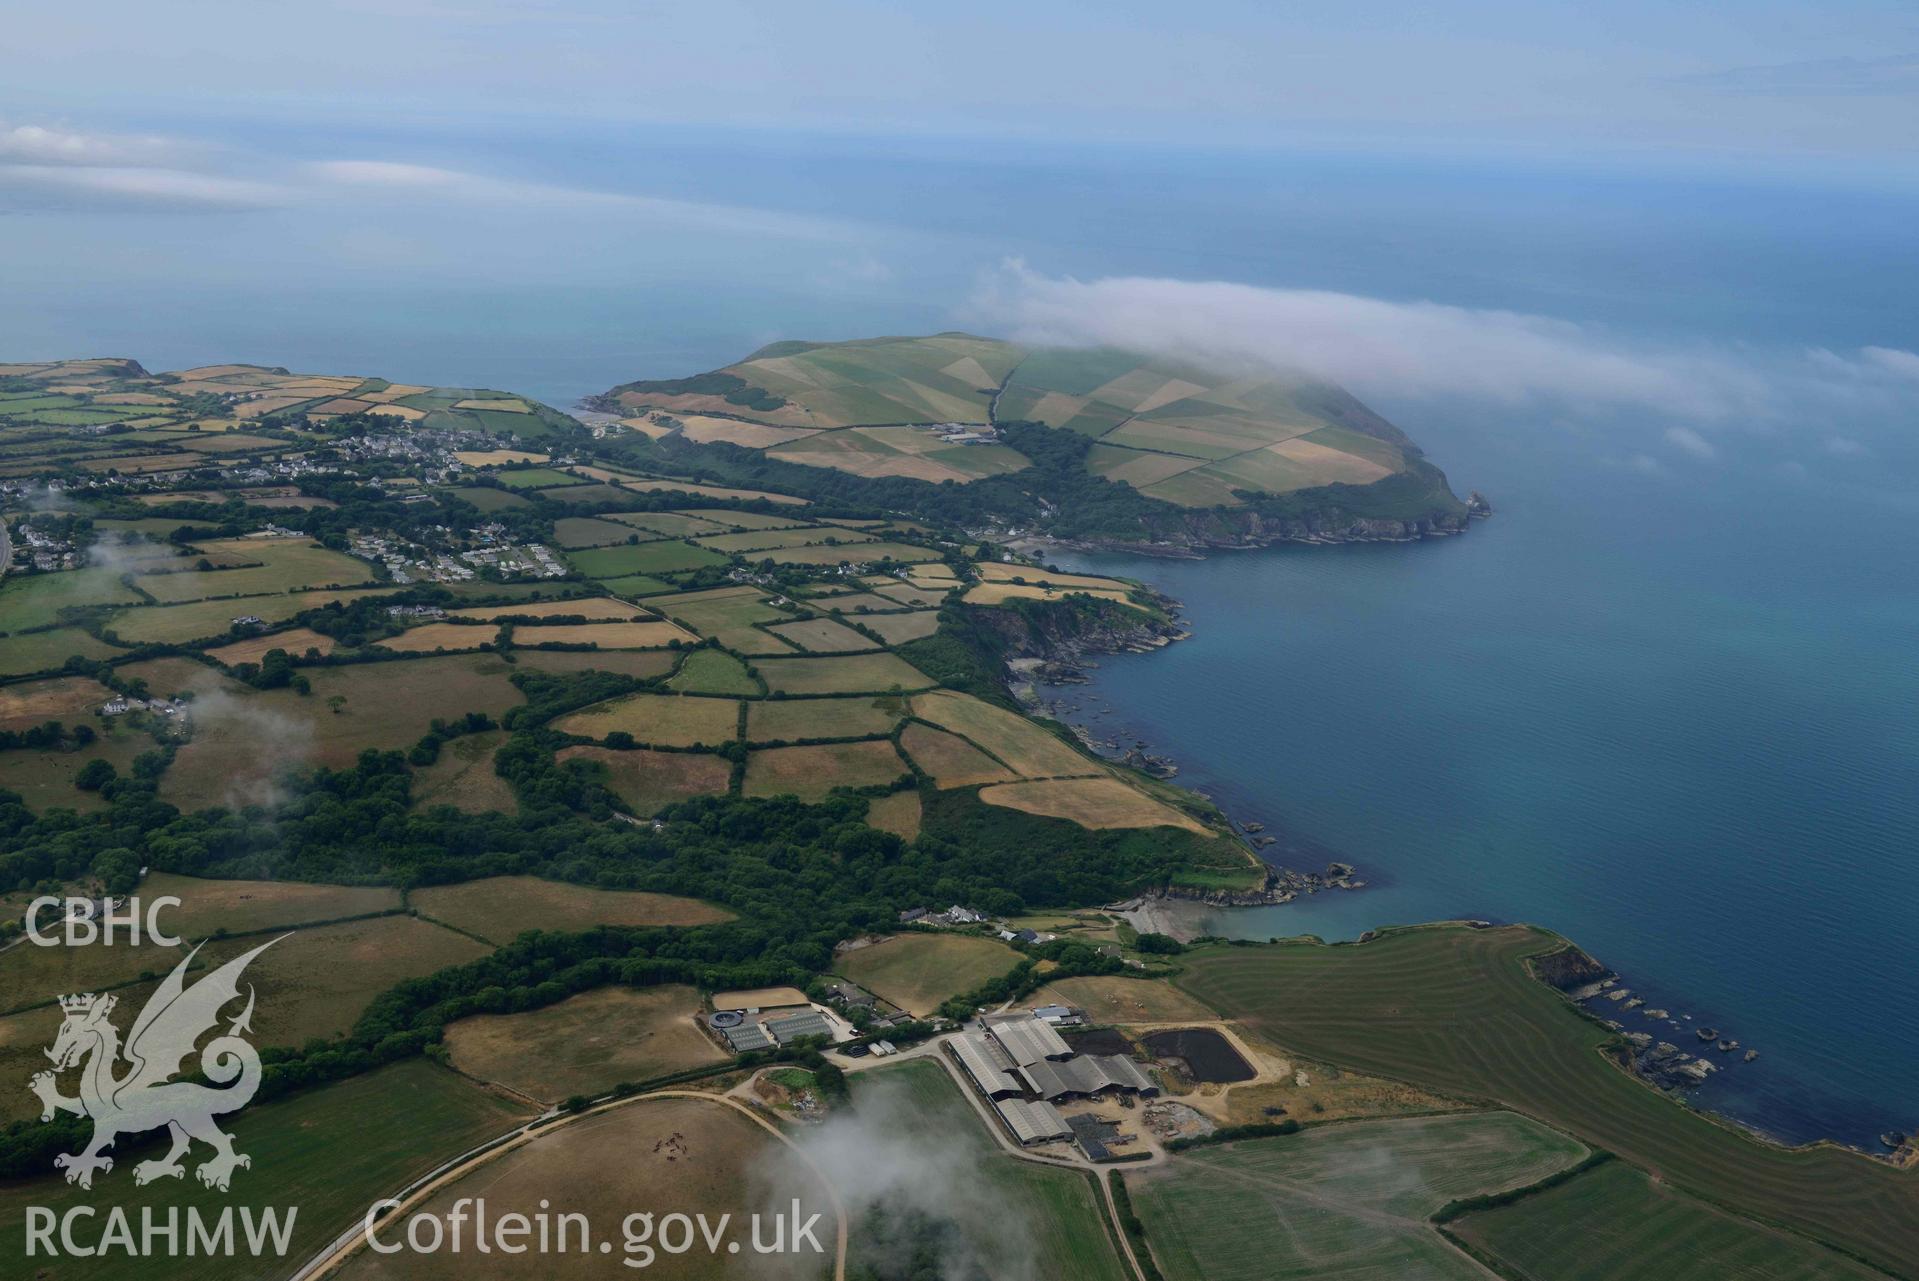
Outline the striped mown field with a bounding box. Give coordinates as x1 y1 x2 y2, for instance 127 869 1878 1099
1174 926 1919 1275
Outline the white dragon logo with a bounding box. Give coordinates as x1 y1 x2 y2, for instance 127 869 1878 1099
28 937 282 1191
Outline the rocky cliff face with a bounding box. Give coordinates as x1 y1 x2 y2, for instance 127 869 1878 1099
967 597 1187 667
1048 504 1477 557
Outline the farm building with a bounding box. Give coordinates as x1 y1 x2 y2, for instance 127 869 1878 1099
949 1014 1159 1104
766 1010 834 1046
949 1030 1023 1099
983 1012 1072 1064
722 1023 774 1053
1016 1054 1158 1102
996 1098 1072 1146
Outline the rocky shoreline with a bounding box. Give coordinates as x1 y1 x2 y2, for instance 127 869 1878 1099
1536 946 1773 1099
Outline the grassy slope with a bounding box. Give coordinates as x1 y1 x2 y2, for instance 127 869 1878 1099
1131 1112 1587 1281
1173 925 1919 1275
1448 1158 1887 1281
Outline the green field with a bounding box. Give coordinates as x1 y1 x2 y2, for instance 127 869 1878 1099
647 585 792 636
846 1058 1130 1281
565 539 728 577
1449 1158 1885 1281
0 1060 532 1281
105 587 396 644
765 615 880 652
0 625 126 675
491 466 585 489
755 652 934 695
410 874 732 944
131 539 375 602
834 933 1020 1016
1129 1113 1588 1281
668 647 760 694
551 691 739 747
551 515 642 547
160 653 526 808
745 695 901 742
446 485 530 511
0 567 145 629
1174 926 1919 1274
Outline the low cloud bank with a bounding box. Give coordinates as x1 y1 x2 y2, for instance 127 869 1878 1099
972 262 1919 434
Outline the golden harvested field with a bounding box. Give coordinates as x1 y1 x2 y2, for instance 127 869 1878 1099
552 692 739 747
743 740 907 800
335 1096 834 1281
870 581 951 607
865 790 922 839
410 730 516 814
1029 975 1222 1025
450 596 645 621
410 876 732 946
0 674 114 731
106 587 397 643
860 608 941 644
962 581 1136 607
137 872 400 938
203 626 338 666
765 616 881 652
452 450 547 466
755 652 934 695
444 985 728 1104
909 689 1100 778
677 508 813 530
977 562 1133 591
375 621 496 653
979 777 1211 833
677 413 822 449
510 620 696 648
900 722 1016 787
512 649 679 680
745 695 902 743
161 654 527 810
836 933 1022 1017
556 744 731 815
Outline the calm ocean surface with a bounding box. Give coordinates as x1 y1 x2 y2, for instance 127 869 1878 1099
5 121 1915 1146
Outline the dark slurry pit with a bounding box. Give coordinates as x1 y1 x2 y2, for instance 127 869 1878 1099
1141 1028 1254 1083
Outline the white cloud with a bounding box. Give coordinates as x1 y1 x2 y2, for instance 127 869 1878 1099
1664 426 1718 460
971 264 1919 443
1824 436 1869 458
0 164 286 209
1862 346 1919 381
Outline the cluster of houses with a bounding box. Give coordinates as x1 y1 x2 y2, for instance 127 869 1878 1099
896 904 1057 947
98 694 189 720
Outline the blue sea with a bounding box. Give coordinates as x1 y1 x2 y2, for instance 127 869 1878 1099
4 118 1915 1147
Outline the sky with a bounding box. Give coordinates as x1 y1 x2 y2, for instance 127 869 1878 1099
1 0 1916 162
